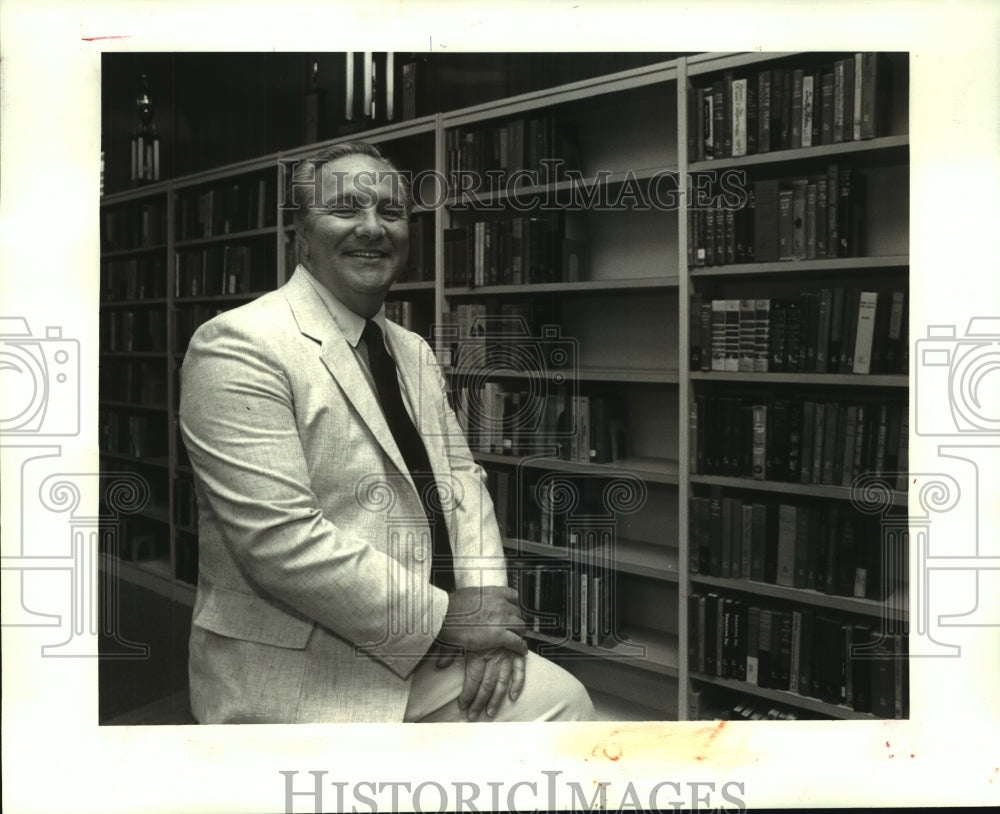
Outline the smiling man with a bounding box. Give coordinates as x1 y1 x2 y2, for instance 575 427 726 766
179 141 594 723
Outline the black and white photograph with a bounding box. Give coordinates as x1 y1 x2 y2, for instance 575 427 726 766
2 2 999 812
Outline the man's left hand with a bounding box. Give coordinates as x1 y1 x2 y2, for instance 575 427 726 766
439 648 526 721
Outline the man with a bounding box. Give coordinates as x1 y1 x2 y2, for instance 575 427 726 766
179 141 594 723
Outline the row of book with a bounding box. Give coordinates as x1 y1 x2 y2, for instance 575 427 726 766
100 309 167 353
99 361 167 406
688 53 894 162
487 470 635 550
689 591 908 717
447 300 563 369
174 244 273 298
445 115 582 183
98 411 167 460
101 201 167 253
444 214 586 287
508 557 616 647
400 215 435 283
690 289 908 375
688 688 812 721
689 167 868 266
176 176 277 241
689 395 908 488
689 496 903 600
102 255 168 302
454 383 629 466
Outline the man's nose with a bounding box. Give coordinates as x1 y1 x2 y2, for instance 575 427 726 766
354 209 385 239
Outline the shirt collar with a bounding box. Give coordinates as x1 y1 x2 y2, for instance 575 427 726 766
298 264 386 348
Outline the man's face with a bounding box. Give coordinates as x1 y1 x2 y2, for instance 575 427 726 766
299 153 409 317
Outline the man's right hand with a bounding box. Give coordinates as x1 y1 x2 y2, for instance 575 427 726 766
436 586 527 655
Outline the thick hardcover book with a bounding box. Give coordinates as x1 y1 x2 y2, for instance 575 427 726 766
801 73 815 148
704 592 719 675
740 502 754 579
712 80 726 159
732 77 748 157
790 69 804 149
815 288 834 373
775 504 797 587
838 168 867 257
724 300 741 372
777 69 793 150
690 293 704 370
746 79 759 155
754 298 771 372
777 186 795 261
746 604 761 685
805 180 818 259
768 299 786 372
832 59 846 143
853 291 879 374
738 299 756 372
750 503 768 582
757 70 772 154
754 179 781 262
842 55 856 143
828 287 846 371
756 609 773 689
791 178 808 260
708 494 724 577
787 398 803 482
711 300 727 371
794 505 811 588
702 86 715 160
860 52 891 139
798 608 815 696
815 172 829 257
841 288 861 372
752 404 768 480
820 70 835 145
722 71 734 158
768 398 791 482
852 53 864 141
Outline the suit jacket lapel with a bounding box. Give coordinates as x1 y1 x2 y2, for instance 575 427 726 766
281 270 413 486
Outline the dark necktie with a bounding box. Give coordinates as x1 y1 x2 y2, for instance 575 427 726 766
361 320 455 591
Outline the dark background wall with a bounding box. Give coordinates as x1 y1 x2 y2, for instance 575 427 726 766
101 52 679 195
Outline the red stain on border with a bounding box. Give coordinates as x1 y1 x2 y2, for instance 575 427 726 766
81 35 132 41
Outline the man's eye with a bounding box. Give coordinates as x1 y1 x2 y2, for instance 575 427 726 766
327 205 357 216
381 207 406 220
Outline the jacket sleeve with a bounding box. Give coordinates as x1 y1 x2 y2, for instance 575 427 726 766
179 313 448 678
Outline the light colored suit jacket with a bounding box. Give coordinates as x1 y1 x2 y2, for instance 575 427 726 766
179 268 508 723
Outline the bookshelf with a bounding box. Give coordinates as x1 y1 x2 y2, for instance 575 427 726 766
679 51 910 721
99 51 909 723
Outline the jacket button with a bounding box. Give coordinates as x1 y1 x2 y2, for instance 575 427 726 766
413 547 427 562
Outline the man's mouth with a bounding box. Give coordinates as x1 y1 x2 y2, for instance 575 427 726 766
346 249 388 259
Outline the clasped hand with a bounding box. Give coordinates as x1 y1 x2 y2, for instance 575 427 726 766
434 586 528 720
